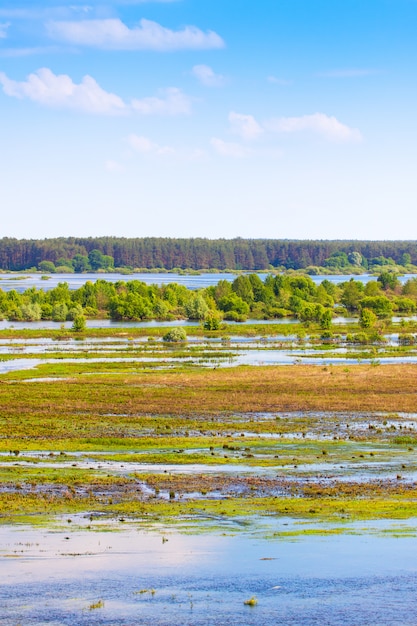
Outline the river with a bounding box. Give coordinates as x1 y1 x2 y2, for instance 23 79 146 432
0 272 415 293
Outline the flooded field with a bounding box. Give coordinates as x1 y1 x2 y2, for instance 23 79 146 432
2 523 417 626
1 326 417 624
1 327 417 375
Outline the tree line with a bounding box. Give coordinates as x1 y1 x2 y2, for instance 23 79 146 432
0 237 417 272
2 275 417 332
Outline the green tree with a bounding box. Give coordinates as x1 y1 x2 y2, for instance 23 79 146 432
203 310 223 330
52 302 68 322
20 303 42 321
248 274 267 302
359 308 377 329
38 260 56 273
359 296 392 318
401 253 412 266
48 283 71 305
108 293 152 320
319 308 333 330
348 251 362 267
377 272 399 291
395 297 417 313
72 314 86 332
213 279 232 302
231 275 254 304
324 251 350 268
341 280 364 311
88 249 115 271
402 278 417 297
364 281 381 296
184 293 209 320
218 293 250 316
153 299 171 319
67 303 84 320
72 254 91 273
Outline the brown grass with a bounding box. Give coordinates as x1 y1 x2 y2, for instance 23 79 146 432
2 364 417 415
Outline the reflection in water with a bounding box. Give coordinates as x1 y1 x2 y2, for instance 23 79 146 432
0 272 416 293
1 524 417 625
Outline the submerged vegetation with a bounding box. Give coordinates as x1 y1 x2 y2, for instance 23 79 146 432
0 272 416 534
0 334 416 532
1 272 417 328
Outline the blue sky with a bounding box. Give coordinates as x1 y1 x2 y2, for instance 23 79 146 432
0 0 416 240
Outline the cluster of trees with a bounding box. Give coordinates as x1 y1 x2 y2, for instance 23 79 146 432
0 237 416 272
1 273 417 327
38 249 114 274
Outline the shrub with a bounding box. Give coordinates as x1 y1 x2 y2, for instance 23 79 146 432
72 314 86 332
203 311 223 330
163 327 187 343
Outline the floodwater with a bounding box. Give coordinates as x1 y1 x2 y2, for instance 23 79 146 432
1 331 417 375
1 524 417 625
1 343 417 374
1 271 416 293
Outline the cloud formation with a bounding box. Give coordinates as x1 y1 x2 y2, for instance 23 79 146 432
0 22 10 38
105 159 124 172
47 18 225 51
0 68 191 116
0 67 126 115
265 113 362 142
192 64 225 87
228 111 263 140
132 87 191 115
128 134 174 155
210 138 250 158
0 46 59 58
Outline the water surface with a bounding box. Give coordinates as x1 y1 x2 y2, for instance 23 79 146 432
1 524 417 626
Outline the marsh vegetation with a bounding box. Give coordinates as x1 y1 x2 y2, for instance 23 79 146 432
1 309 417 624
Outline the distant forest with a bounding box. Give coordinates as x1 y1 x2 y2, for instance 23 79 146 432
0 237 417 272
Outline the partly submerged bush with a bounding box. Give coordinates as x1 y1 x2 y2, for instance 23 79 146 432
162 327 187 343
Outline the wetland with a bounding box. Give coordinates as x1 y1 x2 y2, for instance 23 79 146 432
1 298 417 623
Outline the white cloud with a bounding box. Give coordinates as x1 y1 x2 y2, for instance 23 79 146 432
192 64 225 87
0 22 10 38
265 113 362 142
128 134 174 155
131 87 191 115
228 111 263 141
0 67 126 114
189 148 207 161
105 159 124 172
210 138 250 158
0 68 192 116
47 18 225 51
0 47 58 58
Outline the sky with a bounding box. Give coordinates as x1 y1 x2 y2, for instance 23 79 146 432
0 0 416 241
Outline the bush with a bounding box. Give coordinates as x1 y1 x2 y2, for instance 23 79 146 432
203 311 223 330
72 314 86 332
162 327 187 343
223 310 247 322
398 333 416 346
52 302 68 322
359 308 377 329
38 260 56 273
